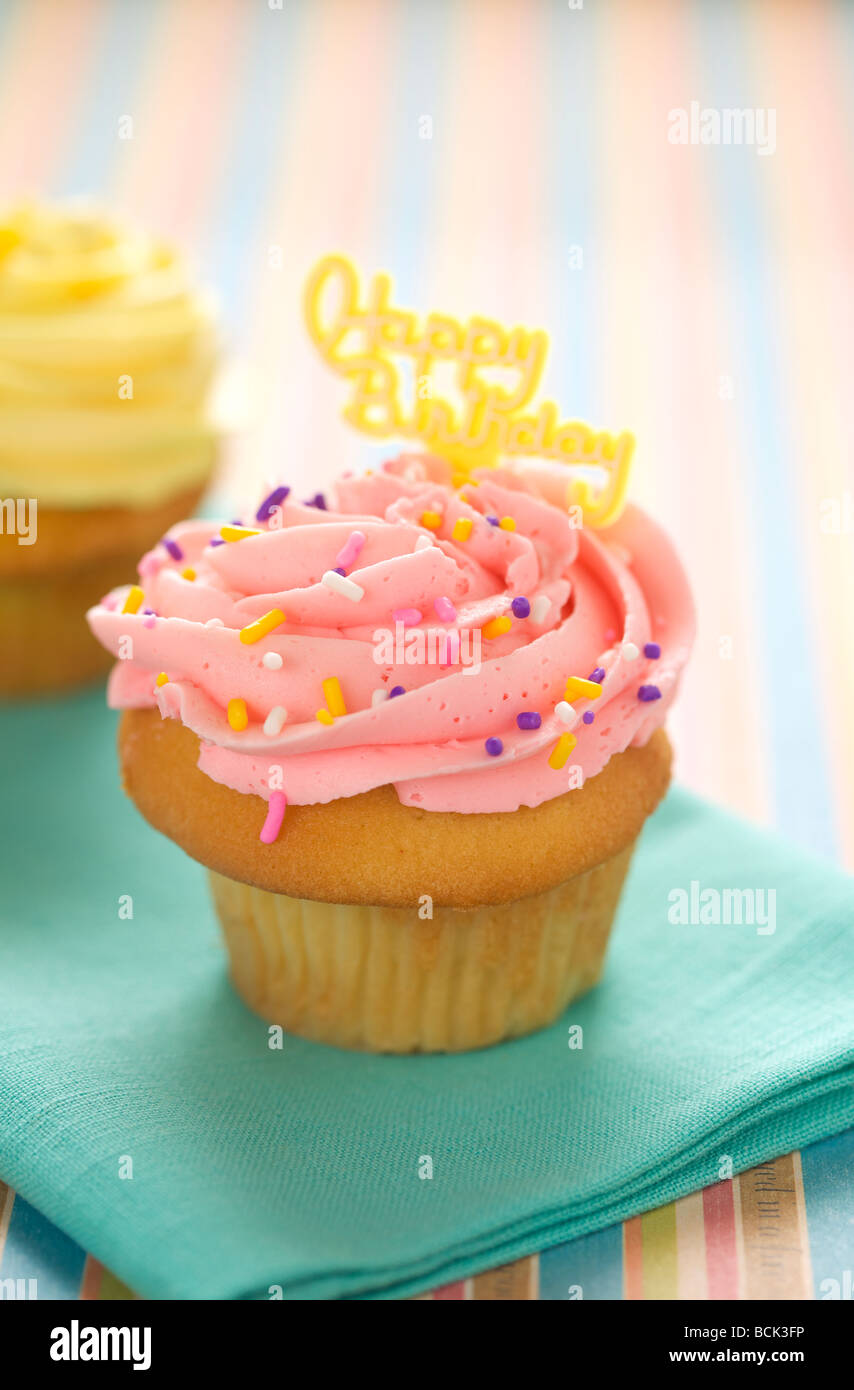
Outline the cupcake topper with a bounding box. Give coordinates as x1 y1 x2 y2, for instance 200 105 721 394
304 253 634 527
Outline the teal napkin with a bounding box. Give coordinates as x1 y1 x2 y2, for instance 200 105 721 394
1 690 852 1300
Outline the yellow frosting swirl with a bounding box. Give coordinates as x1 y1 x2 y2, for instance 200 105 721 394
0 203 220 508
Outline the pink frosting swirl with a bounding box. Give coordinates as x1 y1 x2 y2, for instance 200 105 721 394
88 454 694 814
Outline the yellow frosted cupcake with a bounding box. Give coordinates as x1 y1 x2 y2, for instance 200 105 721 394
88 452 694 1052
0 202 221 695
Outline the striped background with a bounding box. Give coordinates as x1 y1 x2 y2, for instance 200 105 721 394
1 0 852 1300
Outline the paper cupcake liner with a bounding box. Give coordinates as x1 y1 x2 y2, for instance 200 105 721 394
208 842 636 1053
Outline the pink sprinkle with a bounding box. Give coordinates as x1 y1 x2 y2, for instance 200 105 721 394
101 595 117 611
434 596 457 622
393 608 423 626
138 554 159 579
260 790 287 844
335 529 366 570
143 615 157 629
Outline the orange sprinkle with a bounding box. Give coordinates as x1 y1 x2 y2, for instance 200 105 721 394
181 567 196 581
322 676 347 717
221 525 261 543
498 516 516 531
155 672 168 688
316 709 335 726
227 698 248 731
452 517 473 542
549 731 577 770
564 676 603 703
420 510 442 531
483 615 512 640
121 585 144 615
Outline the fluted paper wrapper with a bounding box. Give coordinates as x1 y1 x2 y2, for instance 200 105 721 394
209 843 635 1053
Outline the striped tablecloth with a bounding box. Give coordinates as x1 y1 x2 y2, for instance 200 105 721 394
1 0 852 1299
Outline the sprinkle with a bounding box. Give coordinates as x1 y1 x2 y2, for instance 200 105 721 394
227 698 248 731
452 517 472 542
565 676 603 702
389 685 406 698
371 689 388 706
393 607 422 626
181 567 196 581
644 642 661 659
305 493 327 510
622 641 640 661
511 597 531 619
155 672 168 688
122 585 144 615
499 516 516 531
517 712 542 731
420 510 442 530
262 651 283 670
260 791 287 844
335 529 366 570
322 677 347 718
240 608 286 645
143 614 157 629
221 525 261 542
263 706 287 737
434 596 456 622
555 701 577 725
530 595 550 624
483 615 512 640
583 711 595 725
486 515 500 526
638 684 662 702
316 709 335 725
415 534 434 551
205 617 224 628
321 569 364 602
588 667 606 683
485 737 503 756
256 485 290 522
549 731 577 769
209 537 225 548
161 537 183 561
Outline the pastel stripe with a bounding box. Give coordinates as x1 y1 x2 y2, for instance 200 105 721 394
539 1222 623 1301
702 1178 740 1299
470 1255 538 1300
674 1189 709 1300
736 1153 812 1300
622 1214 644 1300
800 1130 854 1298
638 1201 679 1300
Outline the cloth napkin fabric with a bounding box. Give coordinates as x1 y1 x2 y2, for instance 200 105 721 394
0 690 852 1300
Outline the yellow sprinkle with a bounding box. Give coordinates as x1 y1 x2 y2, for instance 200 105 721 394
452 517 473 542
499 516 516 531
420 510 442 531
121 585 144 615
227 698 248 731
181 567 196 581
316 709 335 726
549 731 577 770
155 672 168 688
452 473 468 489
564 676 603 702
322 676 347 718
221 525 261 543
482 615 512 640
239 608 286 645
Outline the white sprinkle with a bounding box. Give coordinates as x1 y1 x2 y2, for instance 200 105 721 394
321 569 365 601
262 651 283 670
414 534 433 551
263 706 288 737
530 594 550 624
371 688 388 706
555 701 578 726
622 641 640 661
205 617 224 628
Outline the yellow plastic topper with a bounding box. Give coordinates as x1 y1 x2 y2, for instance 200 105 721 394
304 254 634 528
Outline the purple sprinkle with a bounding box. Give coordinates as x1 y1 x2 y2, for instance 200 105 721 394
583 711 595 725
305 493 327 510
389 685 406 698
516 712 541 731
644 642 661 659
638 684 662 702
161 537 183 562
486 515 500 526
485 737 503 756
256 485 290 522
588 667 605 683
333 567 347 576
511 596 531 619
209 537 225 548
